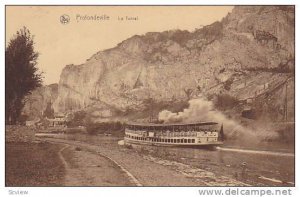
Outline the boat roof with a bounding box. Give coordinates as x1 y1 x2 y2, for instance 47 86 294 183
126 121 218 127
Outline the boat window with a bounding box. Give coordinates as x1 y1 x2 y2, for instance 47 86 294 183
188 139 191 143
192 139 195 143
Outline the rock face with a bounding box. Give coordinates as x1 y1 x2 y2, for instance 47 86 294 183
51 6 294 122
22 84 58 120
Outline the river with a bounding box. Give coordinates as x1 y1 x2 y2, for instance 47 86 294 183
36 133 294 186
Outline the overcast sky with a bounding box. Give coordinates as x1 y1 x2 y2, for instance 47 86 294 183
6 6 233 85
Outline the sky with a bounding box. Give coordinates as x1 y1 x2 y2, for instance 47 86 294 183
6 6 233 85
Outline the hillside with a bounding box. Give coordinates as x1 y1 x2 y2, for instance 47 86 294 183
24 6 294 137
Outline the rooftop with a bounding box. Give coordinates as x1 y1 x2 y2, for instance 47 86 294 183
126 121 218 128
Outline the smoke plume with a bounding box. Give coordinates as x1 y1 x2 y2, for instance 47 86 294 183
158 98 259 140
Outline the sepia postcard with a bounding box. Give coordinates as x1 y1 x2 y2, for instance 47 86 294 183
5 5 295 191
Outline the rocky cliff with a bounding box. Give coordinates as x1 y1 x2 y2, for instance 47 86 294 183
45 6 294 123
22 84 58 120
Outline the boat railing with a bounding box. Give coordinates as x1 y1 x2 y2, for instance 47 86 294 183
126 129 219 138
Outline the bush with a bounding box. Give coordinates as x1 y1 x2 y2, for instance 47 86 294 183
86 121 124 135
223 78 234 91
214 94 239 110
66 110 87 127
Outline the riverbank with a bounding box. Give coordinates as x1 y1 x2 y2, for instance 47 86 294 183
5 141 65 186
6 127 294 186
37 136 252 186
5 124 137 186
38 133 294 186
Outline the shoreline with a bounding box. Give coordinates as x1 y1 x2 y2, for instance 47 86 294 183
5 132 294 186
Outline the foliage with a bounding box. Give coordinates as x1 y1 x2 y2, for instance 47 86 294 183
43 102 54 119
214 94 239 110
66 110 87 127
86 121 124 135
6 27 42 124
183 88 194 100
223 78 234 91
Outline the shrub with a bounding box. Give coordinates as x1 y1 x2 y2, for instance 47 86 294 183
86 121 124 135
214 94 239 110
67 110 87 127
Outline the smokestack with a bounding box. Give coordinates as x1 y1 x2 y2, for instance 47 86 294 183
219 123 225 141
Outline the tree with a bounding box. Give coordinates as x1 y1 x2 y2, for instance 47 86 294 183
183 88 194 100
43 102 54 119
5 27 42 124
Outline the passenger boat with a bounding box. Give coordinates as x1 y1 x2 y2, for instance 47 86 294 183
124 122 224 147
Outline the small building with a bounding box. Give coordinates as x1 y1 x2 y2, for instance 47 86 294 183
46 115 67 127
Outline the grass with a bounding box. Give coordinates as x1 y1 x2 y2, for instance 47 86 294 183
6 141 65 186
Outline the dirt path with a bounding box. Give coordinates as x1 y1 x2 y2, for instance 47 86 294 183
53 143 135 186
38 137 247 186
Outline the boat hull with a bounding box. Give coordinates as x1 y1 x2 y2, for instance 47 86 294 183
124 137 223 148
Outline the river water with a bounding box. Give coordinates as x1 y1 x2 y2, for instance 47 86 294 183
36 133 294 186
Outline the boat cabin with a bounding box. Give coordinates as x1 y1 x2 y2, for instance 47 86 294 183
124 122 223 146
